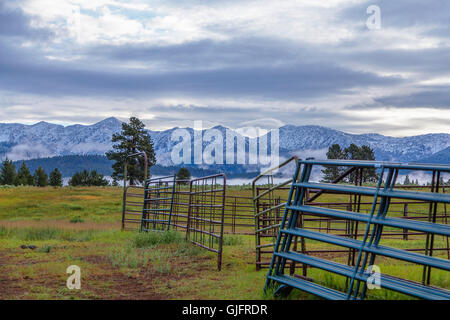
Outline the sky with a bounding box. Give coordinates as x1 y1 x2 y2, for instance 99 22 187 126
0 0 449 136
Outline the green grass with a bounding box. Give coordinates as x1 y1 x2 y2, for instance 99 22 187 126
132 230 185 248
219 235 244 246
0 186 448 300
0 186 122 222
109 245 154 269
0 227 95 242
173 241 204 257
109 232 205 273
70 216 84 223
37 244 58 253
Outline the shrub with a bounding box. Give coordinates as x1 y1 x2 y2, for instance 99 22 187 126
174 242 203 257
38 245 57 253
223 235 244 246
109 246 152 269
69 170 109 187
70 216 84 223
0 226 8 238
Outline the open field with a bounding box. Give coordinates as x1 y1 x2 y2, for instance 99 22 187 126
0 186 267 300
0 186 448 300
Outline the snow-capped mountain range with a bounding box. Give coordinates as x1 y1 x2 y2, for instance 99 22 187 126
0 117 449 166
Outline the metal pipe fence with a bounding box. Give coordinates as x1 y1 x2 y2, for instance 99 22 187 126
120 156 450 283
186 174 226 271
122 180 450 263
141 175 176 232
252 156 299 272
265 159 450 300
122 185 145 231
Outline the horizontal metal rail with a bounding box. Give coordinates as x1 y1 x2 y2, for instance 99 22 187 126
300 159 450 172
281 227 450 271
295 182 450 203
287 205 450 237
265 159 450 300
275 251 450 300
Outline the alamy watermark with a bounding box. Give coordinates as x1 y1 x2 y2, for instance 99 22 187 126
170 121 279 173
66 265 81 290
366 265 381 290
366 5 381 30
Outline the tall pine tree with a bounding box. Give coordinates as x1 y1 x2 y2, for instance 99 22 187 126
34 166 49 187
16 162 34 186
87 170 109 186
69 170 89 186
322 144 378 183
344 144 378 183
403 175 411 185
344 143 361 160
0 158 17 185
321 144 346 182
106 117 156 185
176 167 191 184
357 145 378 183
49 168 63 187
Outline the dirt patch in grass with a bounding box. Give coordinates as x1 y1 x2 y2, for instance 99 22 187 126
81 255 167 300
0 252 24 299
0 249 71 299
0 249 167 300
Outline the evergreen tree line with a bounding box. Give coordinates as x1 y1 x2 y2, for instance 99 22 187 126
0 159 62 187
0 158 110 187
321 144 378 183
68 169 109 186
322 144 450 185
402 175 449 186
402 175 419 185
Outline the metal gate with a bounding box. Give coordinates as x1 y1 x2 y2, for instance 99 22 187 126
252 156 298 271
122 152 148 230
186 174 226 271
122 185 145 230
265 159 450 300
140 175 176 232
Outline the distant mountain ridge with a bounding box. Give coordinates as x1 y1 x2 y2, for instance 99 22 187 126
1 118 449 169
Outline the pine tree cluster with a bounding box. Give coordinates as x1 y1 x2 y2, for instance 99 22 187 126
321 144 379 183
0 159 62 187
68 170 109 187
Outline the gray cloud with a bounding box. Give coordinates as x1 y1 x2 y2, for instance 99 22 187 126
0 34 401 100
144 104 360 132
339 47 450 75
374 86 450 109
89 38 300 68
6 143 54 161
0 2 54 40
0 0 449 134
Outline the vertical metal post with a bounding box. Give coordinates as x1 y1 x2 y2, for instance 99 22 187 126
403 203 409 240
264 160 302 292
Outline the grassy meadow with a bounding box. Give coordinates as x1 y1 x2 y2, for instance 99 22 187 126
0 185 448 300
0 186 267 299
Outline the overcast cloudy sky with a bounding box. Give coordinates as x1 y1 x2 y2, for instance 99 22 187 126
0 0 449 136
